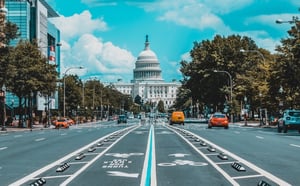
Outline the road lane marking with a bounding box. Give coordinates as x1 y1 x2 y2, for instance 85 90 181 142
68 162 88 165
140 124 157 186
169 126 292 186
107 171 139 178
232 174 263 179
168 153 189 158
0 147 8 151
60 125 139 186
34 175 72 179
168 126 239 186
14 135 23 138
290 144 300 148
215 161 235 165
9 125 138 186
35 138 45 142
205 153 219 156
256 136 264 139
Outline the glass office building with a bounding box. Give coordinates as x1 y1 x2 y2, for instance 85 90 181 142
5 0 61 117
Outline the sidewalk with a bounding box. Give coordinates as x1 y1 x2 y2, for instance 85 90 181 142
0 124 53 133
233 121 276 128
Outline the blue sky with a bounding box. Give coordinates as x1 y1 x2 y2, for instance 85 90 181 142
46 0 300 83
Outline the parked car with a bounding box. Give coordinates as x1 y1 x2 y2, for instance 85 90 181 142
66 118 75 125
55 119 69 128
208 112 229 129
169 111 185 125
117 115 127 124
277 109 300 133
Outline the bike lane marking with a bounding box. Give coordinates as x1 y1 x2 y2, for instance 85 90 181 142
9 125 138 186
60 125 139 186
168 125 292 186
166 125 240 186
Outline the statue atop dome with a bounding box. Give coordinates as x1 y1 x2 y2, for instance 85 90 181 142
145 34 150 50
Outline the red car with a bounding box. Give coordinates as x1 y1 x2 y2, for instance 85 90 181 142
208 112 229 129
55 119 69 129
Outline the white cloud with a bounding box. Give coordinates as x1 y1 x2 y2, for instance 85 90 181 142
202 0 253 14
49 10 108 41
141 0 232 32
181 52 191 62
49 10 136 81
60 34 135 81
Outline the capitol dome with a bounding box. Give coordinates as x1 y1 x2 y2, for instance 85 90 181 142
133 35 163 82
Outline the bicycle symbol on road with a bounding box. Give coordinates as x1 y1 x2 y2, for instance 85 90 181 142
157 159 208 167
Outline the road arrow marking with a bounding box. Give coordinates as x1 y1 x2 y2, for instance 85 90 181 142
107 171 139 178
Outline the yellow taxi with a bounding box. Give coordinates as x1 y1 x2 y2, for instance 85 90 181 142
169 111 185 125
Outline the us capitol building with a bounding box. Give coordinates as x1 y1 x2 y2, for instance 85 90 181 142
111 35 181 110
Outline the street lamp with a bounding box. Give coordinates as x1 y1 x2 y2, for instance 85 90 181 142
244 96 248 126
240 49 265 65
213 70 233 103
63 66 84 118
1 84 6 131
213 70 233 122
276 15 299 43
276 16 299 25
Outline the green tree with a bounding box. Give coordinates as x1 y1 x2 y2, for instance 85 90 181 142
0 21 19 87
178 34 272 118
271 18 300 109
9 40 58 127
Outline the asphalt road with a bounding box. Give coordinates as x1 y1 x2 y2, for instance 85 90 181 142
0 119 299 186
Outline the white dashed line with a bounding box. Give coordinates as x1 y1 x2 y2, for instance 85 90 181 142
35 138 45 142
256 136 264 139
290 144 300 148
0 147 8 151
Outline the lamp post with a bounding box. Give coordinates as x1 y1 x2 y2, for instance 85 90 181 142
30 91 34 130
244 96 248 126
240 49 265 65
213 70 233 122
276 16 299 25
259 92 263 126
63 66 83 118
213 70 233 103
276 16 299 39
1 84 6 131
